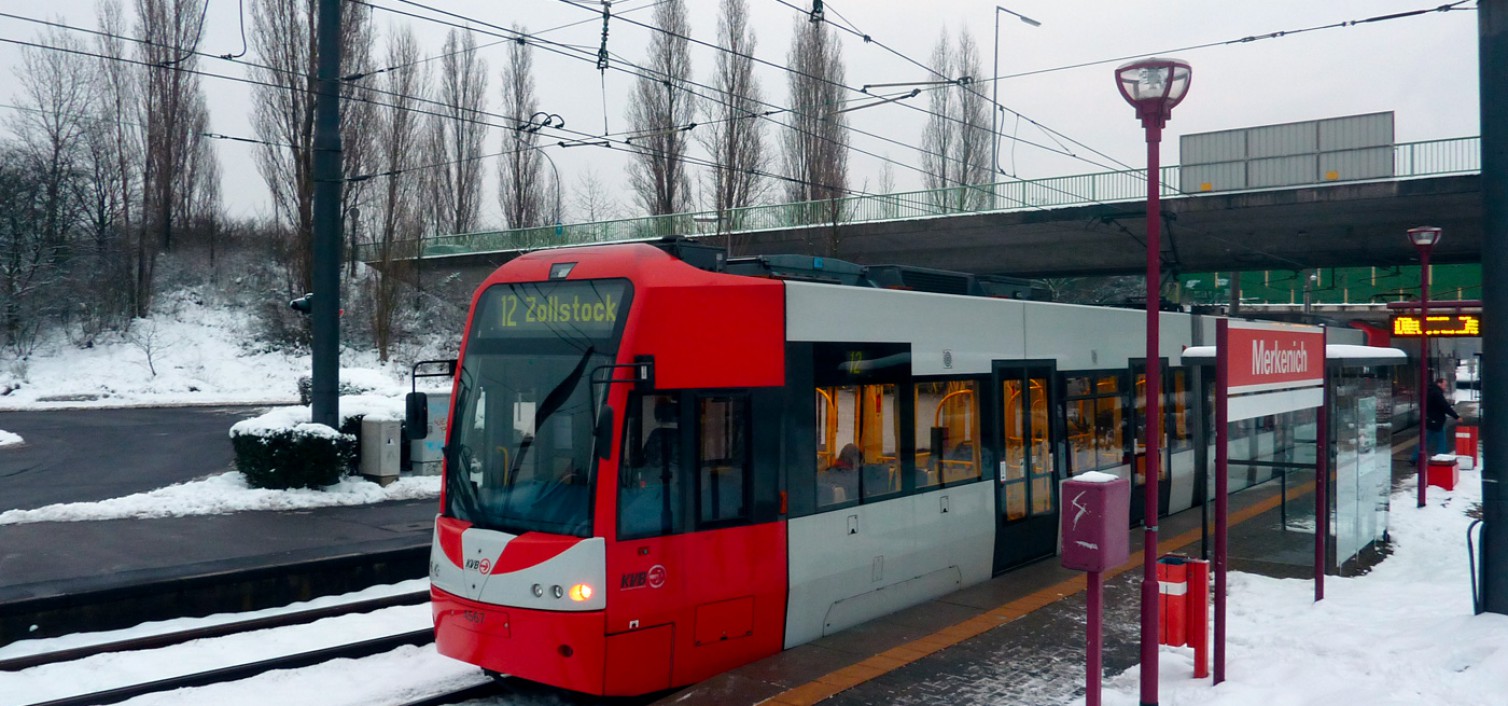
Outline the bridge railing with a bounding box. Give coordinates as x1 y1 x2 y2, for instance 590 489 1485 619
419 136 1478 258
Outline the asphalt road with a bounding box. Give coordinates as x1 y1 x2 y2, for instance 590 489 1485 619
0 406 269 512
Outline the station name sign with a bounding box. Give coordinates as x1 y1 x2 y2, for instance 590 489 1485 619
1227 325 1325 394
1391 314 1480 338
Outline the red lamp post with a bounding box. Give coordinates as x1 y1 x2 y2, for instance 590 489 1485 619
1116 57 1191 706
1410 225 1442 508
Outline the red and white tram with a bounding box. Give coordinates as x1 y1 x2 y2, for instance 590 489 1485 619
423 239 1362 695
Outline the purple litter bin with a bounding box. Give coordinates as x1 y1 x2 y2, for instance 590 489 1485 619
1060 472 1131 573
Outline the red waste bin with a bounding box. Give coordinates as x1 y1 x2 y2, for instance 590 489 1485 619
1455 425 1480 469
1157 555 1210 678
1428 456 1459 491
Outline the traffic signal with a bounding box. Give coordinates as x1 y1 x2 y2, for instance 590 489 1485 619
290 293 314 314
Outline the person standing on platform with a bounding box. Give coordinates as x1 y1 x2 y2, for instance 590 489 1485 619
1427 377 1460 457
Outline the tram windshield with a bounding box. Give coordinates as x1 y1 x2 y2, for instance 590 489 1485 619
445 279 631 537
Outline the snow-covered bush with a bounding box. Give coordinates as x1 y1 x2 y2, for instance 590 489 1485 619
228 395 406 490
230 407 355 489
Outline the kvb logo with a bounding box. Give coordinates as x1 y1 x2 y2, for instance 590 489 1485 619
647 564 667 589
464 557 493 574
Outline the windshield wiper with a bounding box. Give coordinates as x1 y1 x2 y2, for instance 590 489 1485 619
503 345 595 491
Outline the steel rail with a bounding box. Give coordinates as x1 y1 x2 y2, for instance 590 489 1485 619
0 590 430 672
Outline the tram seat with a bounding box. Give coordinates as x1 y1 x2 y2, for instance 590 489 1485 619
818 467 858 505
862 463 898 497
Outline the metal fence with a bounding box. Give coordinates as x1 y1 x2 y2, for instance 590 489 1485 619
421 136 1481 258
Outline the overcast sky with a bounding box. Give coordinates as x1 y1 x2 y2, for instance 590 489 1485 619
0 0 1483 224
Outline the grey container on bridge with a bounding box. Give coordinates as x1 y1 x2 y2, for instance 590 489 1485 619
1179 111 1395 192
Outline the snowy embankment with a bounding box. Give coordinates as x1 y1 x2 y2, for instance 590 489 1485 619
0 297 451 522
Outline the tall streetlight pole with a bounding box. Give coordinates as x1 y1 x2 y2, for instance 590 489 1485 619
1409 226 1442 508
1116 57 1191 706
991 6 1042 189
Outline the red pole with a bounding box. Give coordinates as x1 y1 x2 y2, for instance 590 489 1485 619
1088 570 1103 706
1316 331 1329 602
1417 246 1432 508
1139 121 1164 706
1214 320 1229 685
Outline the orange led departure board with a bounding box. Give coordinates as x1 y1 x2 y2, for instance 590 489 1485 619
1391 314 1481 337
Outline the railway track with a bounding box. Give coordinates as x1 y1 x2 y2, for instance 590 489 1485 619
0 589 429 672
24 628 436 706
6 589 436 706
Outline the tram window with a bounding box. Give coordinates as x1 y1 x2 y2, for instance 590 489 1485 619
696 395 750 526
1065 374 1124 474
618 393 686 540
1132 372 1169 486
1168 369 1193 453
815 384 900 507
916 380 981 488
1001 379 1029 521
1027 375 1055 517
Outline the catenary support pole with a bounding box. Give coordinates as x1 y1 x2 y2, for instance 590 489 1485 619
1316 335 1328 602
311 0 343 429
1214 320 1229 684
1478 0 1508 615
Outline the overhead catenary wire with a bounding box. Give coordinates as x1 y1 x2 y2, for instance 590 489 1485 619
352 0 1033 210
0 2 1468 263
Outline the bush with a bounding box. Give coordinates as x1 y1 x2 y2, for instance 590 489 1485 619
231 423 356 490
296 370 387 405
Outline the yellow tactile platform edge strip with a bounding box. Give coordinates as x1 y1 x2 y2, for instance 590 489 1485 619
759 483 1308 706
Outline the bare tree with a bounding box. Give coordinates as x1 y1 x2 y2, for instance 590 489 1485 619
625 0 695 217
85 0 141 329
9 27 91 254
497 25 549 235
569 167 620 242
921 29 991 211
0 142 58 356
699 0 766 232
781 16 849 252
5 28 93 346
368 27 425 361
133 0 218 315
426 28 488 238
921 33 956 204
249 0 374 297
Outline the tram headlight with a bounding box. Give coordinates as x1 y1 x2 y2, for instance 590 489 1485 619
552 585 564 599
568 583 594 602
531 583 544 598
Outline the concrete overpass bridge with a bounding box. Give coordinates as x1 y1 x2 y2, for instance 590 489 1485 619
398 136 1482 289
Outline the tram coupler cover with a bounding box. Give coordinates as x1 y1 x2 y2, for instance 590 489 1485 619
1157 554 1210 678
1058 473 1130 573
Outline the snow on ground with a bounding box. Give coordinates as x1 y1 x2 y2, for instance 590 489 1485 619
0 471 440 526
0 430 20 447
1095 468 1508 706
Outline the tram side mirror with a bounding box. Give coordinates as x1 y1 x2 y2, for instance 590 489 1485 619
405 392 428 440
595 407 615 460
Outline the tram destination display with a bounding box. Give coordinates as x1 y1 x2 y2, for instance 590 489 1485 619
474 279 630 339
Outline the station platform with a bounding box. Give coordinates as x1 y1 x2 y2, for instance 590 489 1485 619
0 499 435 643
657 442 1419 706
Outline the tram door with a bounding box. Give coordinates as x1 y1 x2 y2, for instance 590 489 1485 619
991 363 1059 574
